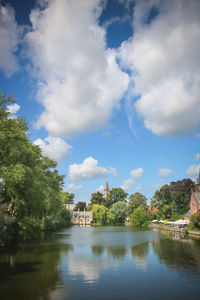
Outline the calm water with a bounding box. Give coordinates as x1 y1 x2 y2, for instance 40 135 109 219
0 226 200 300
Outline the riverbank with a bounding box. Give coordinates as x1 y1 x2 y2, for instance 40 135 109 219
149 224 200 237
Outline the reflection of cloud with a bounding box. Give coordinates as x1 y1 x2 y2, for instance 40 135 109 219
68 255 108 283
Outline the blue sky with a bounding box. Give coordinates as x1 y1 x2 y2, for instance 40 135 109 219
1 0 200 204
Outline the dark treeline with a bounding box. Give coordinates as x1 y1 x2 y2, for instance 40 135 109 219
0 95 70 243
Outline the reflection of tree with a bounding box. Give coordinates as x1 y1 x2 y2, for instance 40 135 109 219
92 245 105 256
0 241 72 299
152 237 200 276
131 242 149 270
109 246 127 260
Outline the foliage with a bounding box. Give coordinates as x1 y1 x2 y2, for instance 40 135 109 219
0 94 69 241
189 212 200 230
91 204 114 225
60 192 74 204
130 206 148 227
74 201 86 211
150 179 194 219
89 191 104 205
109 201 127 224
127 192 147 216
105 188 128 208
42 209 71 232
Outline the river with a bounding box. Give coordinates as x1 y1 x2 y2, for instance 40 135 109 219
0 226 200 300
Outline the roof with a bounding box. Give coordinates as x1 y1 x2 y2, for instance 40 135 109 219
185 210 191 217
194 192 200 204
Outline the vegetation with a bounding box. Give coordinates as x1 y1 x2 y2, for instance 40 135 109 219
150 179 194 220
0 94 71 242
130 207 148 227
127 192 147 216
188 212 200 231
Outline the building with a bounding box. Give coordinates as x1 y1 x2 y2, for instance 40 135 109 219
104 178 110 199
66 204 93 225
185 171 200 220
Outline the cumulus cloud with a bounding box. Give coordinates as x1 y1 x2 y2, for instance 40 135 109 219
65 183 82 191
195 153 200 161
130 167 144 178
68 157 117 182
0 5 20 76
158 168 173 178
33 136 72 161
26 0 129 137
121 178 135 191
119 0 200 136
186 164 200 178
6 103 20 116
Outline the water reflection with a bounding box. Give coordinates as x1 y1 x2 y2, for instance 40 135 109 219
131 242 149 270
0 240 71 300
152 231 200 278
0 227 200 300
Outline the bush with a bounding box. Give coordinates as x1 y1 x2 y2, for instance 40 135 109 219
42 209 71 231
188 212 200 230
130 207 148 227
17 217 41 239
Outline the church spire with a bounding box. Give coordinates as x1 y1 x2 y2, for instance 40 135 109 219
104 177 110 199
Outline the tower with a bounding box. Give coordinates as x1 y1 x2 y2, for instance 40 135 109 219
195 169 200 192
104 178 110 199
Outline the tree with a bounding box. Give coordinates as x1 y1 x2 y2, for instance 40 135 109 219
74 201 86 211
127 192 147 216
189 212 200 230
130 206 148 227
60 192 74 204
105 188 128 208
0 94 67 240
170 179 194 214
92 204 110 225
90 191 104 205
109 201 127 224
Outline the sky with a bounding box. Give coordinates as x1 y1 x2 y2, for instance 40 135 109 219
0 0 200 204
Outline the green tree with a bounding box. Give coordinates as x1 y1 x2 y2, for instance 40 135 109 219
127 192 147 216
109 201 127 224
189 212 200 230
105 188 128 208
60 192 74 204
92 204 110 225
170 179 194 214
0 94 67 240
90 191 104 205
130 206 148 227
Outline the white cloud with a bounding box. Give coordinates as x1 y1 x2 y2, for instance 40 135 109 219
33 136 72 161
0 5 20 76
26 0 129 137
96 185 104 193
186 164 200 178
121 178 135 191
68 157 116 182
65 183 82 191
6 103 20 115
119 0 200 136
158 168 173 178
195 153 200 161
130 167 144 178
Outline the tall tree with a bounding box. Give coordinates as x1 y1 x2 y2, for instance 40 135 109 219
105 188 128 208
90 191 104 205
127 192 147 216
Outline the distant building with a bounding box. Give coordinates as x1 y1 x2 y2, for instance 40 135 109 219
104 178 110 199
66 203 93 225
185 171 200 220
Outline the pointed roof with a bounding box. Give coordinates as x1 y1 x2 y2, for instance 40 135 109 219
105 177 109 191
